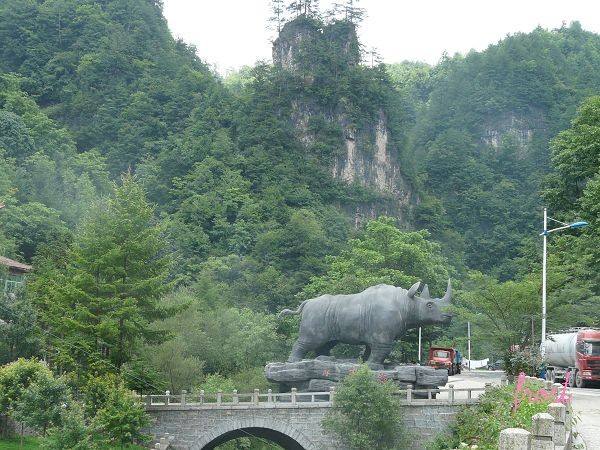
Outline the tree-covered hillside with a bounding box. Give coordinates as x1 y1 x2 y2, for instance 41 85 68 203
1 1 600 446
389 23 600 277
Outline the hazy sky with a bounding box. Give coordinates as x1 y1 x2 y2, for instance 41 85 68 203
163 0 600 74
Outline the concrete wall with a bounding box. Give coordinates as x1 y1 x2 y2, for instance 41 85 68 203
146 403 459 449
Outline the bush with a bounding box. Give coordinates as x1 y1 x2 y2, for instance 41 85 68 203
0 359 50 414
0 359 67 437
42 401 97 450
80 373 123 418
13 374 68 435
322 365 407 450
428 378 556 450
92 386 149 447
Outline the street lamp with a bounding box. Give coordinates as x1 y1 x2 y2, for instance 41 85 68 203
540 208 588 357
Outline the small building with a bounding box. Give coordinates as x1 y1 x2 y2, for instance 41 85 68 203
0 256 32 294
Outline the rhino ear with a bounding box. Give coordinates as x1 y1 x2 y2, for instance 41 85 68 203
407 281 421 299
421 284 430 299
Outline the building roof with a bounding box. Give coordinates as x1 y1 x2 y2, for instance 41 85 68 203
0 256 32 272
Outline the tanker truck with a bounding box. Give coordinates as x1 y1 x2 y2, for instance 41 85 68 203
544 328 600 388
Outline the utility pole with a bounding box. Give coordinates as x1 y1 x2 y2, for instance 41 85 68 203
539 208 587 358
467 322 471 371
418 327 422 364
542 207 547 357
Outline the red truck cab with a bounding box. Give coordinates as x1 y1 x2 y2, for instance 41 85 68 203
428 347 461 375
575 329 600 387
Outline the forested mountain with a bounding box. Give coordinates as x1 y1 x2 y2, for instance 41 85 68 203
390 23 600 277
1 1 600 440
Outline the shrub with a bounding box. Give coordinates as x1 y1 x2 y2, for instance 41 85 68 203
0 359 67 438
80 373 123 418
42 401 97 450
322 365 407 450
92 386 149 447
0 359 50 414
13 374 68 435
428 377 556 450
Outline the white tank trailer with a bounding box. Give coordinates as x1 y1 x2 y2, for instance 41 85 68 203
544 329 600 388
544 332 578 368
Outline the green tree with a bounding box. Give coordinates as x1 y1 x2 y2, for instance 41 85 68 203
323 365 406 449
42 401 97 450
0 359 49 417
13 373 68 436
302 217 450 298
92 385 149 448
0 292 40 364
30 174 174 374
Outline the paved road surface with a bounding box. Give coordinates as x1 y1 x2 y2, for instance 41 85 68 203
448 370 600 449
570 386 600 449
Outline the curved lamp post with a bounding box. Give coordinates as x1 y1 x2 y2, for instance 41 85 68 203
540 208 588 357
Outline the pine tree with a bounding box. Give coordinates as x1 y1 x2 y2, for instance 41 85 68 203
30 173 174 373
269 0 286 32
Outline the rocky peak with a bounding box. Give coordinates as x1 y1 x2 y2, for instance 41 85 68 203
272 17 360 72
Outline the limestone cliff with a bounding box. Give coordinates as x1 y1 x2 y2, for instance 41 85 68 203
272 17 414 222
482 111 547 156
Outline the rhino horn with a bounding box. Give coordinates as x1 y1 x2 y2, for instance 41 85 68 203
407 281 421 299
421 284 430 299
442 279 452 302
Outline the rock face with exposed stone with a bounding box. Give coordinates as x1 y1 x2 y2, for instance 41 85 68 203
265 357 448 395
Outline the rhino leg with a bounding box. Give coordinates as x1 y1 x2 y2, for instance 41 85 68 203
315 341 337 357
288 339 321 362
362 345 371 361
366 342 393 365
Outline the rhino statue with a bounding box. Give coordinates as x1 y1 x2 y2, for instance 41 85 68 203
279 280 452 365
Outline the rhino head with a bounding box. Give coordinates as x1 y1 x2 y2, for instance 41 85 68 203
407 279 452 326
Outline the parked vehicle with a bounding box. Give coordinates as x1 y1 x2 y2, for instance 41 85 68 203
544 328 600 388
488 360 503 371
428 347 462 375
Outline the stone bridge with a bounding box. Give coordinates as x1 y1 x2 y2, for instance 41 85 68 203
143 386 487 449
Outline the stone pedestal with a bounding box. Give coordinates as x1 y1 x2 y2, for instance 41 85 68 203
265 357 448 397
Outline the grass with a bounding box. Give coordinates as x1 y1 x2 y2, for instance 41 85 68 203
0 437 39 450
0 436 146 449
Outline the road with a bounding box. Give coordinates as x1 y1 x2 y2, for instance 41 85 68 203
446 370 599 449
570 386 600 449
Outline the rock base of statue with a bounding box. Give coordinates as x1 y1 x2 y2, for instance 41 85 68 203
265 356 448 398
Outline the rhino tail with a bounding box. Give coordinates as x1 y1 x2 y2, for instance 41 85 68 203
278 300 309 319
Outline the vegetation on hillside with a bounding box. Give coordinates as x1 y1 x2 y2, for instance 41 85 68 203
0 0 599 447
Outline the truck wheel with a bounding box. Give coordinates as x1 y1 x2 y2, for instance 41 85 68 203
575 370 589 388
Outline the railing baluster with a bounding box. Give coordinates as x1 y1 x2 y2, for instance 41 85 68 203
253 389 260 405
181 390 187 406
291 388 297 405
267 389 273 403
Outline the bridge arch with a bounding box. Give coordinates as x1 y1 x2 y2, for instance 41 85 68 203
194 417 317 450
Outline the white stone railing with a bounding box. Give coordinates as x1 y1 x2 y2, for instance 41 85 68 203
140 383 495 409
141 388 335 408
